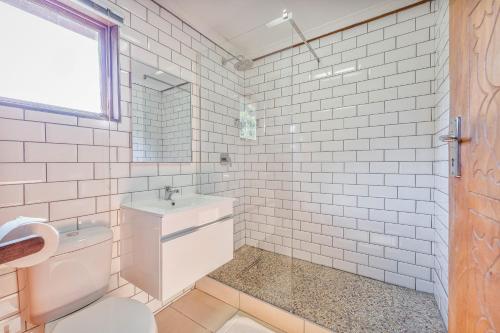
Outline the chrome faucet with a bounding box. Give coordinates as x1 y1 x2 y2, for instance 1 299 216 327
164 186 179 201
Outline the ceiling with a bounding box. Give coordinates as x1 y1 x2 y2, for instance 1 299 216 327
158 0 421 59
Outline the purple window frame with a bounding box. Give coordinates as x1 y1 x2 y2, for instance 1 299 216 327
0 0 121 121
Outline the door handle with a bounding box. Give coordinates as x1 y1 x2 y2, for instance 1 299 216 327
440 116 462 177
439 135 458 142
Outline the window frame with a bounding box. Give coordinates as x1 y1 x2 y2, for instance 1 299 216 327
0 0 121 121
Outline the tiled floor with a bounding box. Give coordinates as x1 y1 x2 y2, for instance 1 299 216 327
155 289 282 333
209 245 447 333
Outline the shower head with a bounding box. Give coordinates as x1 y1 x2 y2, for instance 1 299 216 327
234 58 254 71
222 55 254 71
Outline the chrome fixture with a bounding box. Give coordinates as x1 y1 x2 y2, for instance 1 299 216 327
164 186 179 202
439 116 462 177
220 153 232 166
222 55 254 71
267 10 320 63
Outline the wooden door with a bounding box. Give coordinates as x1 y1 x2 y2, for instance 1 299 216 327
449 0 500 332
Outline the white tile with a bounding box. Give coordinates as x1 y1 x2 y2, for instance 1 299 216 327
0 118 45 142
25 182 77 204
78 179 111 198
50 198 96 220
0 105 24 119
397 29 430 48
398 82 431 98
342 24 367 39
47 163 94 182
130 163 158 177
131 15 158 40
357 29 383 46
358 264 384 280
0 142 23 162
399 237 432 254
159 31 181 53
367 38 395 56
0 185 23 208
131 45 158 67
117 177 148 193
46 124 93 144
110 131 130 147
116 0 146 20
25 110 77 125
398 55 430 72
398 262 430 280
385 271 415 289
78 145 110 162
384 20 415 38
368 63 397 79
397 2 430 22
25 143 77 162
370 232 398 247
368 14 397 31
0 203 48 224
0 163 46 185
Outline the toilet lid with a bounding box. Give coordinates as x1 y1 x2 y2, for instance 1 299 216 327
48 297 157 333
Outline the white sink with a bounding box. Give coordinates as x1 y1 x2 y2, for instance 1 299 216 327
121 194 234 237
122 194 230 215
120 194 235 301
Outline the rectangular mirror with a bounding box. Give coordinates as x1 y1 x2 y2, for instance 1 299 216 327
131 60 192 162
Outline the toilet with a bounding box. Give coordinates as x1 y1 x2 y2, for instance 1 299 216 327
21 226 157 333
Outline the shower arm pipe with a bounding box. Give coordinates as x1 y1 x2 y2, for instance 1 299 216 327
268 10 319 63
289 18 320 63
255 1 428 62
222 55 242 65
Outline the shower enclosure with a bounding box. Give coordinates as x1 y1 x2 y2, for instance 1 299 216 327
203 6 445 332
210 13 311 320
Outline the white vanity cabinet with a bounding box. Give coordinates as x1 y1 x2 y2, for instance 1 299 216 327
120 195 235 301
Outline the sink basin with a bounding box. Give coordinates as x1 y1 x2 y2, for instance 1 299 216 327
121 194 235 237
120 194 235 301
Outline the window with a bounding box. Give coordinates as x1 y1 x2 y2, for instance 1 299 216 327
0 0 120 120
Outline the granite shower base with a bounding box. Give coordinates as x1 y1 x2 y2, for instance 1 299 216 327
209 245 446 333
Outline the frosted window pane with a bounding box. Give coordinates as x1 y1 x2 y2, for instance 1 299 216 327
0 1 102 113
240 101 256 141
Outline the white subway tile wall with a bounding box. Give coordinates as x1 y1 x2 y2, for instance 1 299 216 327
161 85 192 161
131 83 192 162
132 84 165 161
0 1 452 331
0 0 246 330
243 1 439 294
433 0 449 327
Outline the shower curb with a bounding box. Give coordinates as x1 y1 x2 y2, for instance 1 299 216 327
196 276 330 333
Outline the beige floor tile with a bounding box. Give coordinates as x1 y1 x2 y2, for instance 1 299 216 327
236 311 286 333
239 293 304 333
196 277 240 308
155 307 209 333
305 320 332 333
172 289 238 332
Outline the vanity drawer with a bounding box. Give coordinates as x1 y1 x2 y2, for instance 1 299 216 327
161 218 233 300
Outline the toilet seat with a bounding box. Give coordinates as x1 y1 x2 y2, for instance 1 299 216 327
45 297 157 333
